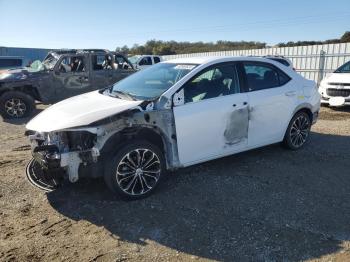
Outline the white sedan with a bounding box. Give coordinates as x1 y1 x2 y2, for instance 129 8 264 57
25 56 321 199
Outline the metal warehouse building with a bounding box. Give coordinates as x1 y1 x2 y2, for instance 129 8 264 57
0 46 52 62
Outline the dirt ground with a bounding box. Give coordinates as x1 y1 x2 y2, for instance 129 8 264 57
1 105 350 262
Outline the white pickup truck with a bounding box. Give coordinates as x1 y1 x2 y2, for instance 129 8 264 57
128 55 162 70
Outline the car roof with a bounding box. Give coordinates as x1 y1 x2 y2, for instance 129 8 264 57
164 56 282 65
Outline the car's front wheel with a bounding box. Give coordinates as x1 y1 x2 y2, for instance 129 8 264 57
104 140 165 200
283 111 311 150
0 91 35 119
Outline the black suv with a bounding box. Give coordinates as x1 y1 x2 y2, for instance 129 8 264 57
0 49 135 119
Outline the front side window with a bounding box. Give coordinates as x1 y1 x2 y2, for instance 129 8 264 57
58 56 85 73
243 63 290 91
183 64 240 103
335 61 350 73
114 55 132 69
110 63 196 100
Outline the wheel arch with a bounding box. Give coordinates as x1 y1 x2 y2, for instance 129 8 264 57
0 85 41 101
291 103 314 122
100 125 171 167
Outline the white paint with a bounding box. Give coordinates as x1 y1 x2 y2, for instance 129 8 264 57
26 91 142 132
170 56 320 166
174 93 249 166
247 82 299 147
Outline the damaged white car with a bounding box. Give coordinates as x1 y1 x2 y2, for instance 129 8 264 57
25 57 321 199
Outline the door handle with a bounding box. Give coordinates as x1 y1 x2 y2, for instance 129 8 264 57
285 91 296 96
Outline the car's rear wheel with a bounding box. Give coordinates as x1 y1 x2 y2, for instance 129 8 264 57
283 111 311 150
104 140 165 200
0 91 35 119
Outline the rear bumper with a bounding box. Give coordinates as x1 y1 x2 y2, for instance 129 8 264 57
312 111 319 124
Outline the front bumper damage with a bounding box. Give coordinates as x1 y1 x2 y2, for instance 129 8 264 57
26 130 100 191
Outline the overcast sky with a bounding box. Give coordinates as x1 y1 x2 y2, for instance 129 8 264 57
1 0 349 50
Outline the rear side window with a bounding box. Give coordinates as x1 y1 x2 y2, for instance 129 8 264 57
153 56 161 63
243 62 291 91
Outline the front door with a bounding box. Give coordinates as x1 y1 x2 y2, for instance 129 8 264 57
52 55 91 102
173 63 249 166
242 62 298 147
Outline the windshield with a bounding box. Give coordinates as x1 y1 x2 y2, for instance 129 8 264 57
42 54 58 70
110 63 197 100
128 55 140 64
335 61 350 73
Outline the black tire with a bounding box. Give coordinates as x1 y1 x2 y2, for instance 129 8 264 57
0 91 35 119
283 111 311 150
104 140 165 200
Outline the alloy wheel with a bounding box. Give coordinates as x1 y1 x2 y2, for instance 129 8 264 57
289 114 310 148
4 98 27 118
116 148 161 196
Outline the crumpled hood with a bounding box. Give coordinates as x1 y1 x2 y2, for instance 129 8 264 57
26 91 143 132
323 73 350 84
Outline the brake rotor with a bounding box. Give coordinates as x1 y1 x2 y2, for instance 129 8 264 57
26 158 64 192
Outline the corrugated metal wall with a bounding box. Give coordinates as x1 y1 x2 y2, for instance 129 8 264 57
0 47 52 62
162 43 350 83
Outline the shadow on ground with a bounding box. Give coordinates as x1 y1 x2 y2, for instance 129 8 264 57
47 131 350 261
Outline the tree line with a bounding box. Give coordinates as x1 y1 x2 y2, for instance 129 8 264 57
116 31 350 56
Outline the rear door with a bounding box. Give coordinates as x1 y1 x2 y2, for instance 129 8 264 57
242 61 298 147
173 62 249 166
90 54 113 89
52 55 90 101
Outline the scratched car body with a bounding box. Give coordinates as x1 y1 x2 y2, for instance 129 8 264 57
25 56 321 199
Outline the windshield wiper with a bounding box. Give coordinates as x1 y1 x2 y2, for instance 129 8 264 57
112 90 137 101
